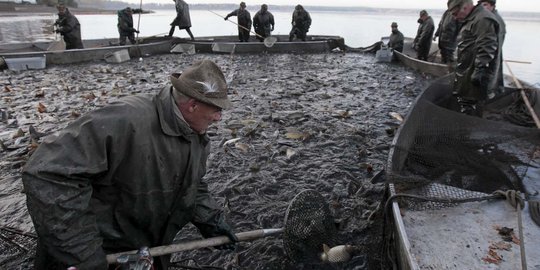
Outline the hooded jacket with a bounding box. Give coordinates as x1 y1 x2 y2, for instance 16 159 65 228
55 8 83 49
23 86 222 268
117 8 137 35
455 4 500 100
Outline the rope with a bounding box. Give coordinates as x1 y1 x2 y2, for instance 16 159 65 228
494 190 527 270
381 189 529 270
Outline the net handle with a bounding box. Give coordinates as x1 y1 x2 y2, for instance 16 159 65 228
106 228 283 264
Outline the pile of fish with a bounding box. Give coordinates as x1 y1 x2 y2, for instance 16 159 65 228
0 52 429 269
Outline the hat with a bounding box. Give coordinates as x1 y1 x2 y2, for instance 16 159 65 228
447 0 466 11
419 10 428 16
170 60 232 110
391 22 398 27
240 2 246 7
478 0 495 4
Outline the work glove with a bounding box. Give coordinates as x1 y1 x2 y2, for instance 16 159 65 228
432 36 437 41
271 26 274 31
471 67 489 90
195 213 238 250
224 16 228 21
135 30 140 34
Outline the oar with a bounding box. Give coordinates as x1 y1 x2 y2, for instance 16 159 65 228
106 228 282 264
208 10 277 48
504 60 540 128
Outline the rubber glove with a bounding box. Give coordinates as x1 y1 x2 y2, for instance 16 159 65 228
195 213 238 250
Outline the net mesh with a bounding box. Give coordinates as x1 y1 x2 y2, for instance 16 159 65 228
387 75 540 209
283 189 337 263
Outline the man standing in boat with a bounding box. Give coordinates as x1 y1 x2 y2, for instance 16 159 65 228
169 0 195 40
289 4 312 42
224 2 252 42
412 10 435 61
253 4 275 42
448 0 500 116
117 7 140 45
54 3 83 50
433 9 460 64
388 22 404 55
22 60 238 269
479 0 506 97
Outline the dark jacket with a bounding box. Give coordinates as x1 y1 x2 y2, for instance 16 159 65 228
23 86 222 268
389 29 404 53
55 8 83 49
455 4 500 100
171 0 192 29
226 8 252 29
253 10 274 36
291 9 311 33
434 10 460 51
414 16 435 52
117 8 137 35
490 9 506 96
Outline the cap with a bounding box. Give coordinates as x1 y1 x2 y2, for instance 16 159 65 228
478 0 496 4
419 10 428 16
170 60 232 110
391 22 398 27
447 0 466 11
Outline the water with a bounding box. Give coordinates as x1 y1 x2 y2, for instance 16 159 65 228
1 9 539 86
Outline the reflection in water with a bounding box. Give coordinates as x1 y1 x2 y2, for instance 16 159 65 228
0 16 56 44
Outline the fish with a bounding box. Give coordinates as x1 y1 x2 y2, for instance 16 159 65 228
320 244 356 263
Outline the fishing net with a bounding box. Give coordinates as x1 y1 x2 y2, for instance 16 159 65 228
283 189 337 262
0 227 36 267
387 75 540 210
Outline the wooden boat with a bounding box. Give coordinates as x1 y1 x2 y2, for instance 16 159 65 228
386 74 540 269
1 35 345 69
0 36 181 66
392 37 451 77
172 35 345 54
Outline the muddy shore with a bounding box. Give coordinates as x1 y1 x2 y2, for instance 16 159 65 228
0 52 431 269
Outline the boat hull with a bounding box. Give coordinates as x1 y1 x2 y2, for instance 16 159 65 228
387 75 540 269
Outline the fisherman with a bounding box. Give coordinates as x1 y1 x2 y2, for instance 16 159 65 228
433 9 460 64
54 3 83 50
168 0 195 40
388 22 404 54
253 4 274 42
412 10 435 61
288 4 312 42
117 7 139 45
22 60 238 269
479 0 506 97
224 2 252 42
448 0 500 116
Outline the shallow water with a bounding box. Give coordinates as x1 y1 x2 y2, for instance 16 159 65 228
1 8 539 86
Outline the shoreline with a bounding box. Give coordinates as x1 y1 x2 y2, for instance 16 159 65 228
0 2 117 16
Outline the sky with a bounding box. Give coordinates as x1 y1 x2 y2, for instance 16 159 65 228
123 0 540 13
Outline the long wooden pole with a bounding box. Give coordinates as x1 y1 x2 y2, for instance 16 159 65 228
106 228 283 264
136 0 143 40
504 61 540 128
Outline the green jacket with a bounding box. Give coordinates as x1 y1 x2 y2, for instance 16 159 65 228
23 86 222 268
455 4 500 100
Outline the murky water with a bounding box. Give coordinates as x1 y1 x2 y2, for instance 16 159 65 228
1 9 539 86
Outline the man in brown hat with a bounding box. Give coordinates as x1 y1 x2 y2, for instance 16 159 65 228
412 10 435 61
22 60 238 269
448 0 500 116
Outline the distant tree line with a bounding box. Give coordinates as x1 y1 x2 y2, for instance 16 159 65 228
36 0 78 8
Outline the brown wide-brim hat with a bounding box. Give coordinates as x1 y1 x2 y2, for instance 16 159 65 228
170 60 232 110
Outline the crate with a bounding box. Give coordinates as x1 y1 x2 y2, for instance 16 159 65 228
104 49 130 63
4 55 46 71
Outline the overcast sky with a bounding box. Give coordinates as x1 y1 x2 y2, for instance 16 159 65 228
124 0 540 13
